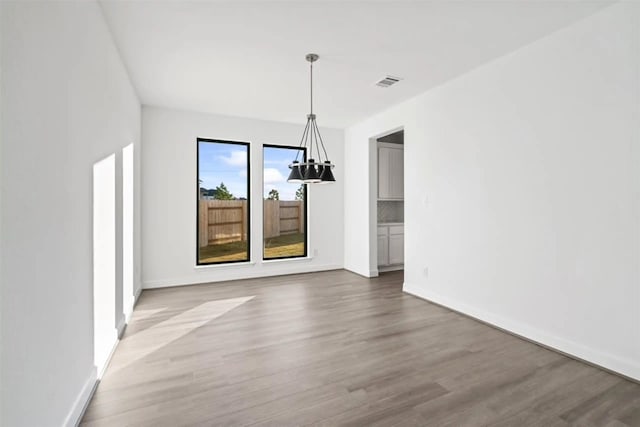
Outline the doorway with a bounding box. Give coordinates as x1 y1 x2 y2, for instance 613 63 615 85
370 128 404 275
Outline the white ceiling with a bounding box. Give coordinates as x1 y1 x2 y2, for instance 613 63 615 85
100 1 611 129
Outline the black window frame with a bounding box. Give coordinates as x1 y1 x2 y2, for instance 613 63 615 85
262 144 308 261
196 137 251 266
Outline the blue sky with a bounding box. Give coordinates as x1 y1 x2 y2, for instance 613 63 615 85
199 142 249 199
198 142 303 201
263 146 303 200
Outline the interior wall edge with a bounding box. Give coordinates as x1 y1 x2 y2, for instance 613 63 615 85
343 266 378 279
62 367 97 427
116 317 127 339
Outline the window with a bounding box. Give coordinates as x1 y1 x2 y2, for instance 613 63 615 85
263 145 307 259
197 138 250 265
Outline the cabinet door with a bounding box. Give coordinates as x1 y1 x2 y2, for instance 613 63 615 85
377 235 389 266
378 147 391 199
388 234 404 265
388 147 404 199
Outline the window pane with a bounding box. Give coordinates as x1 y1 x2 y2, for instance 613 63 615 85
263 145 307 259
197 139 250 264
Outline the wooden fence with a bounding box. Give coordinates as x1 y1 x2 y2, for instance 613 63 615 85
263 200 304 239
199 200 304 247
199 200 247 247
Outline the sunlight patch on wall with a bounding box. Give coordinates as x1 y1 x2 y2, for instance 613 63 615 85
93 154 117 377
122 143 134 320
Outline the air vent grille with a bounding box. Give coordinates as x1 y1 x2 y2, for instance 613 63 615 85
376 76 402 88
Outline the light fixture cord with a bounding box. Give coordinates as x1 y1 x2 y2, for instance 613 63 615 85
309 60 314 159
293 57 321 165
312 118 318 161
313 119 322 162
310 58 329 163
315 119 329 162
310 60 313 115
294 118 311 162
309 118 314 161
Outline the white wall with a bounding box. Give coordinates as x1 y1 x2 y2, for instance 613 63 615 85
142 106 344 288
345 2 640 380
0 1 141 425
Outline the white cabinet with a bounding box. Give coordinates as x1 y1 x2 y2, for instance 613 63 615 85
377 235 388 266
388 234 404 265
377 224 404 268
378 144 404 200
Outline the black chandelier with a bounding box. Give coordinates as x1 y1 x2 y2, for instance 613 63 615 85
287 53 336 184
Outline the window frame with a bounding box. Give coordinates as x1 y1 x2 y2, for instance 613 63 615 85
196 137 251 266
262 144 308 261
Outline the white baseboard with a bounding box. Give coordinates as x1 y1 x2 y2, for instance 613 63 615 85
121 288 141 332
116 316 127 339
64 286 142 426
378 264 403 273
99 335 120 380
343 265 378 278
63 367 97 427
143 264 343 289
63 334 120 427
403 282 640 382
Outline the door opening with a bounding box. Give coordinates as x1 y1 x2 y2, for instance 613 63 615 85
373 129 404 274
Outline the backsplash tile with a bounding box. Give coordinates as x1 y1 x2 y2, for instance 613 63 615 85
377 200 404 223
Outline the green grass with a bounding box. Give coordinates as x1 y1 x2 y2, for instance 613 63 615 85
198 240 249 263
198 233 305 263
264 233 305 259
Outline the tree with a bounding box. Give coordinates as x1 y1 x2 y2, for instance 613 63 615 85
198 179 205 199
213 182 234 200
295 184 305 201
267 188 280 200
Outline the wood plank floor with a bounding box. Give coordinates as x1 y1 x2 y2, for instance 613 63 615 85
82 270 640 426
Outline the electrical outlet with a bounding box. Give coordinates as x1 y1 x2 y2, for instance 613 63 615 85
314 249 319 257
423 267 429 278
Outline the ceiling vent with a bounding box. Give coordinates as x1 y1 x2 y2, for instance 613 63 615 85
376 76 402 88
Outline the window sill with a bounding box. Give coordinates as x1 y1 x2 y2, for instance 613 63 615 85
194 261 256 270
262 256 313 265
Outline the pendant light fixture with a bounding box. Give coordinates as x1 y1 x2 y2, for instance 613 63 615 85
288 53 336 184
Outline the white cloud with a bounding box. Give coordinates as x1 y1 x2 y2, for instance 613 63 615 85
219 150 247 167
263 184 297 201
264 159 292 167
264 168 285 185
